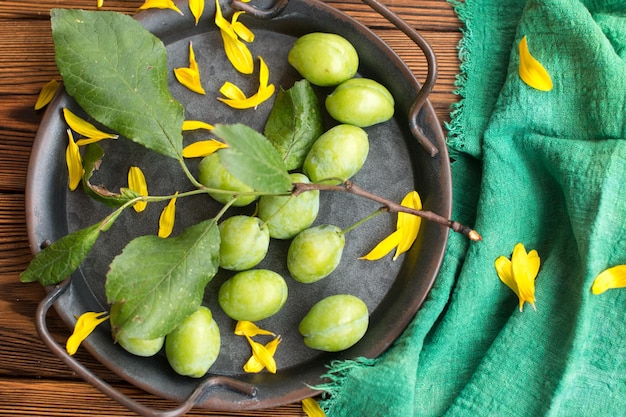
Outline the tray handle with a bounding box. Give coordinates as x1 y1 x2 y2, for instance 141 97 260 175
231 0 440 156
36 280 257 417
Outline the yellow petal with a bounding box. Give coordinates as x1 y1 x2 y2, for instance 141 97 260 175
34 80 60 110
234 320 275 337
66 312 108 355
214 0 229 29
518 36 553 91
394 191 422 259
65 129 84 191
189 0 204 25
63 108 119 142
302 398 326 417
182 140 228 158
495 255 520 300
218 57 275 109
128 166 148 212
182 120 214 131
221 29 254 74
219 81 247 100
174 42 206 94
138 0 184 14
158 192 178 238
592 265 626 295
231 12 254 42
359 228 403 261
511 243 540 311
97 0 104 8
243 335 280 374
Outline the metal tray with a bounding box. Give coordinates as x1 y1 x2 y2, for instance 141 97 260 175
26 0 451 414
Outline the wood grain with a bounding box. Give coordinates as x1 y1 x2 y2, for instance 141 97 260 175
0 1 462 415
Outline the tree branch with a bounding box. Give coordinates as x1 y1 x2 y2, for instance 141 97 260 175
293 180 482 242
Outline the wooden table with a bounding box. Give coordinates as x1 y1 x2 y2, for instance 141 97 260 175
0 0 460 415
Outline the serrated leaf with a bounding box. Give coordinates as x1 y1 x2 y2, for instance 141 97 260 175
20 223 102 285
51 9 184 159
106 219 220 339
264 80 324 170
213 123 292 194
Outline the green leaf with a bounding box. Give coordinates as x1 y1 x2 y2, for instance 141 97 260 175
213 123 292 194
264 80 324 171
81 143 139 207
20 223 102 285
51 9 184 159
106 219 220 340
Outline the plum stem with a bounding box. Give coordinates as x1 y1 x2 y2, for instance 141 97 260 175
292 180 482 241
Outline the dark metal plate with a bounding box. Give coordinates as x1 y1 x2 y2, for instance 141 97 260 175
26 0 451 411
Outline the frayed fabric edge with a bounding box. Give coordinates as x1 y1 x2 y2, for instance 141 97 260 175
311 357 378 410
445 0 474 160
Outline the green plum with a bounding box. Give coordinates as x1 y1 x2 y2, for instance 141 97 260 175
116 332 164 357
303 124 369 184
218 269 288 321
198 152 257 207
325 78 395 127
258 173 320 239
299 294 369 352
287 224 345 283
219 215 270 271
288 32 359 87
165 306 220 378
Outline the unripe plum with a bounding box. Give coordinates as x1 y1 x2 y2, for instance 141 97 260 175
219 215 270 271
325 78 395 127
258 173 319 239
198 152 257 207
299 294 369 351
165 306 220 378
287 224 345 283
218 269 288 321
303 124 369 184
288 32 359 87
116 332 164 357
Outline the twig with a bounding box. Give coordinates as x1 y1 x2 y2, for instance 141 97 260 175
293 180 482 241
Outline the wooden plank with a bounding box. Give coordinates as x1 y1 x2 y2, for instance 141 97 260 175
0 378 307 416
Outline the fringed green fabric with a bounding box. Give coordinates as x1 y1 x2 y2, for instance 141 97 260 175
320 0 626 416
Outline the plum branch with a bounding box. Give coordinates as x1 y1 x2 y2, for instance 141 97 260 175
292 180 482 241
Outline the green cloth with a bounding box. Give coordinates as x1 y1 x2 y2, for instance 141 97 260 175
320 0 626 416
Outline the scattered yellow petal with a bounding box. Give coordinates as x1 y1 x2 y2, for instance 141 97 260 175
243 334 280 374
65 129 84 191
592 265 626 295
360 190 422 260
215 0 254 74
302 398 326 417
97 0 104 8
518 36 553 91
158 192 178 238
138 0 184 14
394 190 422 259
218 56 275 109
34 80 60 110
234 320 275 337
359 228 403 261
128 166 148 213
66 311 108 355
495 242 540 311
182 120 214 131
63 108 119 144
182 140 228 158
220 30 254 74
189 0 204 25
174 42 206 94
231 12 254 42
